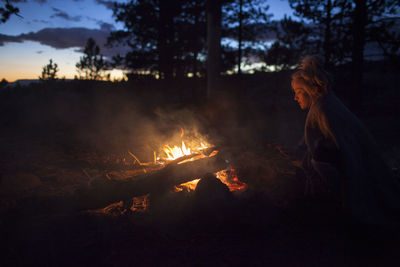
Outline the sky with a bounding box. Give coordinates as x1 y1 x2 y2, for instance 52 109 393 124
0 0 293 82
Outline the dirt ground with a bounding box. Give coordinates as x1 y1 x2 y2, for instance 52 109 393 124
0 79 399 266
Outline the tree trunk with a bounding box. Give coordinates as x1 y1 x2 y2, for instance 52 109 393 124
193 10 199 78
351 0 367 110
158 1 174 80
193 51 198 77
323 0 332 69
207 0 222 98
238 0 243 75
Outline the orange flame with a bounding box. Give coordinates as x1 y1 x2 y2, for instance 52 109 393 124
163 141 192 160
129 130 247 199
174 179 200 192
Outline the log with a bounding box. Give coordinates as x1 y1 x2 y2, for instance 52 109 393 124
72 153 228 211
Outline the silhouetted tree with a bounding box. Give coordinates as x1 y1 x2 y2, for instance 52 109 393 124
264 16 313 70
76 38 110 80
0 78 8 88
350 0 400 108
207 0 222 97
0 0 20 23
288 0 352 69
39 59 59 81
108 0 274 82
222 0 271 74
109 0 201 79
173 0 207 79
286 0 400 108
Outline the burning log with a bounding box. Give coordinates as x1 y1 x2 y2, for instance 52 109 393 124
72 152 228 211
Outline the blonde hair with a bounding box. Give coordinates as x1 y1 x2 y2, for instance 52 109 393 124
291 55 331 101
294 56 338 146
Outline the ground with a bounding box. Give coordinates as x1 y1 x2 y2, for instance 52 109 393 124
0 76 399 266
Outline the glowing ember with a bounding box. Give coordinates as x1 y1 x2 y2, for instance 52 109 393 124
216 169 247 192
159 133 246 193
97 131 248 216
174 168 247 193
130 194 150 212
174 179 200 192
126 129 247 208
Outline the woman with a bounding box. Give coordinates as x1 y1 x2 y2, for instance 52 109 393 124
292 55 400 227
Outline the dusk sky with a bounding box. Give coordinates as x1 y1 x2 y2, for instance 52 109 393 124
0 0 293 82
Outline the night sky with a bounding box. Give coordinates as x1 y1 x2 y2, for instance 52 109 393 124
0 0 293 81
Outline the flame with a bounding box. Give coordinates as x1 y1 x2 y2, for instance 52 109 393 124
158 137 208 191
97 130 246 216
174 179 200 192
174 169 246 193
163 141 192 160
127 129 246 203
160 137 246 193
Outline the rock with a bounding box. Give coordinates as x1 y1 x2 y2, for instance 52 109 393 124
194 173 233 212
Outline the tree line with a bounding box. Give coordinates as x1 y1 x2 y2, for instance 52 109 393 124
264 0 399 107
2 0 399 106
106 0 399 107
37 0 271 82
106 0 399 73
106 0 270 80
38 37 111 81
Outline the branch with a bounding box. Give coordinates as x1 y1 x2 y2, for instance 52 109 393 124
68 154 227 211
372 16 400 24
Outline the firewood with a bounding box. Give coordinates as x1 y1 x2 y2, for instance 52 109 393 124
72 153 228 211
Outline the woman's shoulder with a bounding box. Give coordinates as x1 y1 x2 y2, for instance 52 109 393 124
312 91 345 116
307 91 344 129
308 93 330 118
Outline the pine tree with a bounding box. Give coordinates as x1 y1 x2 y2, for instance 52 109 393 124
0 0 20 23
222 0 271 74
76 38 109 80
264 16 313 70
39 59 59 81
283 0 400 107
108 0 212 80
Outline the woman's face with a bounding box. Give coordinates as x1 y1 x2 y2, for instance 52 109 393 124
292 79 312 110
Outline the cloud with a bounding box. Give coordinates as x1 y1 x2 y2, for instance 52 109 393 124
22 27 108 49
10 0 47 3
99 22 115 31
96 0 115 10
33 19 50 24
50 7 82 22
0 33 22 45
0 27 129 58
84 16 115 32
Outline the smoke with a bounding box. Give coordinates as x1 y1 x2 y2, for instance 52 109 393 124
72 88 212 163
3 77 303 164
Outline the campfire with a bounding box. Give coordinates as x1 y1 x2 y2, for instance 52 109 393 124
91 128 247 215
152 129 246 192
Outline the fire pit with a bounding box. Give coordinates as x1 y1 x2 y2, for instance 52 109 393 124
85 128 247 215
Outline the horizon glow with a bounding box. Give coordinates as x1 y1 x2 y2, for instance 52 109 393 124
0 0 293 82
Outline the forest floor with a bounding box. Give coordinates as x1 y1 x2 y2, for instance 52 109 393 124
0 79 399 266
